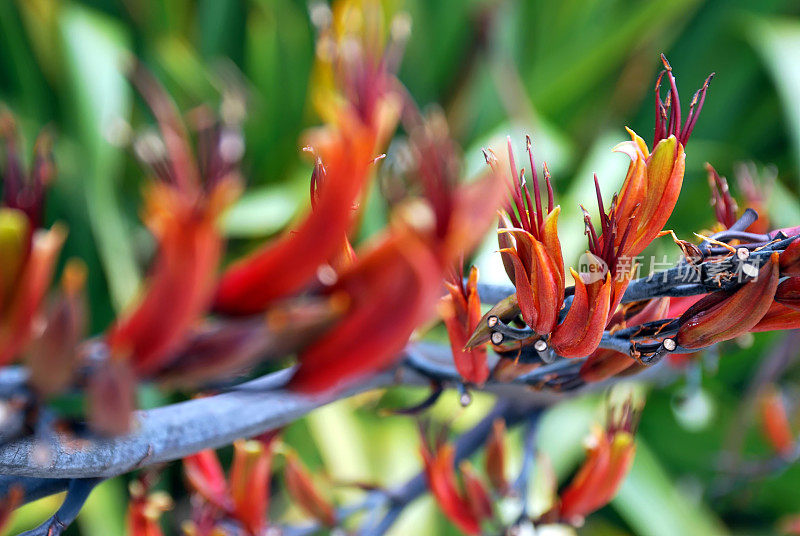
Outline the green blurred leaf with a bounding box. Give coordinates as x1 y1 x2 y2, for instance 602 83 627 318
59 2 141 311
748 16 800 182
222 184 299 238
76 478 127 536
613 439 728 536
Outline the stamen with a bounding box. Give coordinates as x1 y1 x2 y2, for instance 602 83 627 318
526 136 544 231
616 206 638 259
581 206 600 254
543 162 555 214
520 169 536 237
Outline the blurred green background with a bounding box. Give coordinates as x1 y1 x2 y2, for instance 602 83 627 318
3 0 800 534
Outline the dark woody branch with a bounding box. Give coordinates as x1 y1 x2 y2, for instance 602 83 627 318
0 342 667 508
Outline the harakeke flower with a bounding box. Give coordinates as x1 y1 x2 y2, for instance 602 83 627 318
490 136 564 337
420 424 493 535
182 434 276 535
612 55 712 258
554 398 639 525
469 58 710 360
0 114 66 367
213 2 403 316
290 113 501 393
440 263 489 385
106 66 241 378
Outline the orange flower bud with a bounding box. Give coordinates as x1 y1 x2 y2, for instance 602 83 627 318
441 265 489 385
420 437 482 535
484 418 508 495
759 385 795 458
230 439 273 534
557 400 639 524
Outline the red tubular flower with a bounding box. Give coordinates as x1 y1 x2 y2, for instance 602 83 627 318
0 214 65 367
290 114 501 393
420 428 487 535
107 67 241 377
183 449 232 511
580 298 670 382
613 57 712 258
214 5 404 316
471 60 709 358
489 136 564 336
182 435 277 535
551 270 613 358
460 461 494 522
441 264 489 385
213 116 378 315
759 385 795 458
556 400 639 524
677 252 779 349
284 450 336 527
230 439 274 535
0 115 66 367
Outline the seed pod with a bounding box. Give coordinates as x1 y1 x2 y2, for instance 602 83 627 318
676 252 779 349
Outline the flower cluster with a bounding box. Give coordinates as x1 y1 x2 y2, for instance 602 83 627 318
420 397 641 534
